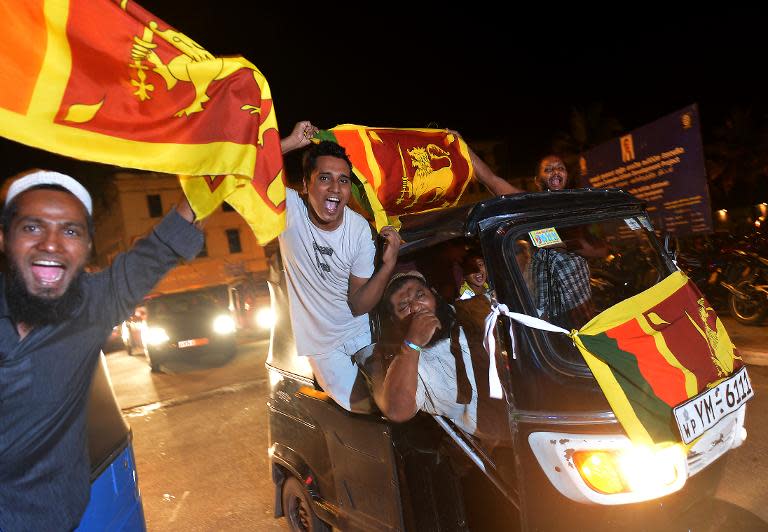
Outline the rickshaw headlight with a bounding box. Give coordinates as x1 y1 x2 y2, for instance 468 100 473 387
573 444 683 495
616 444 683 492
529 432 688 505
572 450 626 494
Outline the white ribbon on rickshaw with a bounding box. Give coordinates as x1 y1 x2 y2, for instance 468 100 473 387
483 302 571 399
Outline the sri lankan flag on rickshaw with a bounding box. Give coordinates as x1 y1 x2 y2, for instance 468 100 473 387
315 125 474 231
572 271 748 446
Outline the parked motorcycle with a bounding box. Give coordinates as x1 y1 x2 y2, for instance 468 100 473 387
721 249 768 325
677 254 733 311
675 234 747 312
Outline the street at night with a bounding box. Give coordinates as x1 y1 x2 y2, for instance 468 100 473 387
2 4 768 531
103 319 768 531
105 337 281 531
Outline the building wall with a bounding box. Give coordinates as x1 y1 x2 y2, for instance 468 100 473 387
92 172 267 294
92 183 126 267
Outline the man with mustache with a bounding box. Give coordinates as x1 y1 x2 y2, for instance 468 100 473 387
464 142 595 327
360 271 509 441
279 122 401 412
0 170 203 531
468 146 568 194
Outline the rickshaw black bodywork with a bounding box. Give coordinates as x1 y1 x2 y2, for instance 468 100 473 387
267 190 735 531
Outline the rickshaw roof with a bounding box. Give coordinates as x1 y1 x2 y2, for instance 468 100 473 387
398 188 642 252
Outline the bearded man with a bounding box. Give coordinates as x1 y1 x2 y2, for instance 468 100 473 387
0 170 203 531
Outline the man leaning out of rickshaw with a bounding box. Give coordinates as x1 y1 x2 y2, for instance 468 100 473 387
357 271 510 442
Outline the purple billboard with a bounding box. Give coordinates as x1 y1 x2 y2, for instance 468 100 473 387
577 104 712 236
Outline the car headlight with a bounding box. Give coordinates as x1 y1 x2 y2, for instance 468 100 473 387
529 432 687 505
255 307 276 329
213 314 236 334
144 327 169 345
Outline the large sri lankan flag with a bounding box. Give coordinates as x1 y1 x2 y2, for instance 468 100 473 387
0 0 285 243
316 125 474 230
572 271 742 446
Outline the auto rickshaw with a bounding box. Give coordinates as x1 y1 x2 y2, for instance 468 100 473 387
76 353 146 530
266 189 754 531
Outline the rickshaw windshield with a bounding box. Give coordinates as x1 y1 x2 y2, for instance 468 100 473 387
508 214 674 365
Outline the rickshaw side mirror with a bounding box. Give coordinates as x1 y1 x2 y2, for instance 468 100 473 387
663 234 679 264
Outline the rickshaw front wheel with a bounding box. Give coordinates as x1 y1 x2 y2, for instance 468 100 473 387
282 476 330 532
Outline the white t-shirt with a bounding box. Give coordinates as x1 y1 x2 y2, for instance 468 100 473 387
278 188 376 356
414 330 479 434
358 324 512 438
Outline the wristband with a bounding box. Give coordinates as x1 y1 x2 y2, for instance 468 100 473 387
403 340 423 352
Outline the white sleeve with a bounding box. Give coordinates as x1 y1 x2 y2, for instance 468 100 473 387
350 221 376 279
414 376 427 411
285 188 300 214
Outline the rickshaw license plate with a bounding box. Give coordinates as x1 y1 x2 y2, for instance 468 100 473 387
673 366 754 444
178 338 208 348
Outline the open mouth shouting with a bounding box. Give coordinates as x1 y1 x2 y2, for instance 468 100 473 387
547 174 566 190
470 272 486 286
307 191 348 229
324 196 341 216
305 154 353 230
29 258 68 293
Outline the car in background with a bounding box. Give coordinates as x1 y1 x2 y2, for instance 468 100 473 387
76 352 146 530
239 277 275 338
121 306 146 357
135 277 276 371
101 325 125 354
101 307 147 356
141 284 240 372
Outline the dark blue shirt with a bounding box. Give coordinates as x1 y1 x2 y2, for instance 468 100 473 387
0 210 203 532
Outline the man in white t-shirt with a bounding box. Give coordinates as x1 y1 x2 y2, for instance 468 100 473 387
279 122 400 411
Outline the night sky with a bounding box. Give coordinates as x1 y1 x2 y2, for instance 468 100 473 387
0 5 763 187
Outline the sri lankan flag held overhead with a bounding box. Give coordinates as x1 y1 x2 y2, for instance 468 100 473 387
572 271 742 446
0 0 285 243
316 126 474 230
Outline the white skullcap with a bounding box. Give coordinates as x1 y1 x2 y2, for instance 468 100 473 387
385 270 427 292
5 170 92 215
